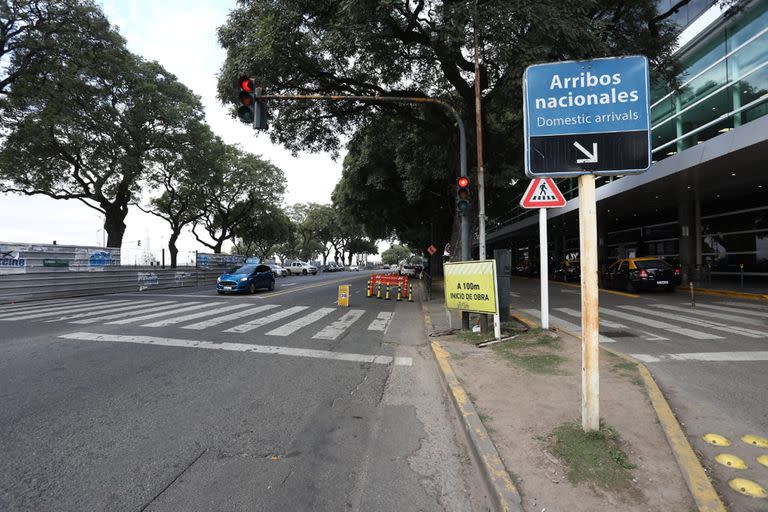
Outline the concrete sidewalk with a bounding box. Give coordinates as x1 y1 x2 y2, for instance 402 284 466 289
422 279 705 512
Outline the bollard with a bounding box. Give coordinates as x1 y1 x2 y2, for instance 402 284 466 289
366 279 372 298
377 283 382 299
385 285 390 300
689 281 695 308
408 283 413 302
397 285 402 301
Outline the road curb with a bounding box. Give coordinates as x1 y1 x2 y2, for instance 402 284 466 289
421 303 523 512
511 310 727 512
690 287 768 301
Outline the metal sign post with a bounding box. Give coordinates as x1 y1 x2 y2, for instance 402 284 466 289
522 55 651 432
520 178 566 331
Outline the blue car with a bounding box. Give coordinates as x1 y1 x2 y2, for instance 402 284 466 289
216 264 275 294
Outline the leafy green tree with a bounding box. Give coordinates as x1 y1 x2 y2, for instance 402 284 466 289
136 122 221 267
217 0 684 260
0 9 205 247
192 146 285 254
382 244 413 266
1 0 112 97
286 203 326 262
346 237 378 266
232 206 293 261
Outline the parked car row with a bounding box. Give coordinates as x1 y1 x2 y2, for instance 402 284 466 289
520 257 681 292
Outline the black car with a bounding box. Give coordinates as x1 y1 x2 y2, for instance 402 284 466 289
553 260 580 282
602 257 681 292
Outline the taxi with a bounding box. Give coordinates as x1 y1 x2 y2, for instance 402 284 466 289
602 257 681 292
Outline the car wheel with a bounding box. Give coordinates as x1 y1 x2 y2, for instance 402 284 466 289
302 269 307 275
665 285 676 292
249 283 256 294
217 290 224 295
625 281 636 293
282 274 287 278
268 280 275 291
312 271 317 275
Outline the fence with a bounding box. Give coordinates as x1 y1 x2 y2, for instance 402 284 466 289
0 242 247 303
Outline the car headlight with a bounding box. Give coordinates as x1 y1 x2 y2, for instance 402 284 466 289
240 277 248 282
217 277 221 282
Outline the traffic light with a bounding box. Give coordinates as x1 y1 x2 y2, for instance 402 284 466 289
457 176 470 212
237 75 268 130
237 75 255 124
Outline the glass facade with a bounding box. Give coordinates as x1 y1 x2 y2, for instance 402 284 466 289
701 206 768 273
651 0 768 158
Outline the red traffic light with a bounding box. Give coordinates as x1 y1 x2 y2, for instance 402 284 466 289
239 76 254 93
457 176 469 188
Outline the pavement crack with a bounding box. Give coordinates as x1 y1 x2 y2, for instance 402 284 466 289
138 447 208 511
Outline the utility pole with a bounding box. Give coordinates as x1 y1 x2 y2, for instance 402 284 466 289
474 0 489 333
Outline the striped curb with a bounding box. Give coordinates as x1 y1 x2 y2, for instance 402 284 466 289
422 302 523 512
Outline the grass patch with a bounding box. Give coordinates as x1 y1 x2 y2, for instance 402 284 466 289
604 350 643 386
456 329 495 344
552 421 637 490
491 328 566 374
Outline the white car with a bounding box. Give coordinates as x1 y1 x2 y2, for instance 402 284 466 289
288 261 318 275
348 264 359 271
268 264 289 278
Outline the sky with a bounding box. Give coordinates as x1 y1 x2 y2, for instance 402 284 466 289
0 0 345 264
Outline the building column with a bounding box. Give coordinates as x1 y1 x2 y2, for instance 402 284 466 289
678 184 702 283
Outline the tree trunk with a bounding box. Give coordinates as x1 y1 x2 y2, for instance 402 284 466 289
168 231 180 268
104 205 129 248
213 239 224 254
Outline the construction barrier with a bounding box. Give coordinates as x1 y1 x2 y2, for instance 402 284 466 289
367 273 416 304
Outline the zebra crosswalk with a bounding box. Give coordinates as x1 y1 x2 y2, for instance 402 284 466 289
1 298 398 341
523 299 768 344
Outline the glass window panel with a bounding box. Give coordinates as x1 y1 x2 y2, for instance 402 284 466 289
679 61 728 110
681 31 726 80
727 31 768 80
702 210 768 234
735 64 768 112
726 0 768 51
652 95 676 124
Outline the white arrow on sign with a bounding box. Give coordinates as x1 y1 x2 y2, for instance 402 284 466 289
574 141 598 164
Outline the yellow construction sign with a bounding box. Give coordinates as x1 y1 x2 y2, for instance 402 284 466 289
338 284 350 307
444 260 498 314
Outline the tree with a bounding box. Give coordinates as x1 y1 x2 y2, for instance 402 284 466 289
286 203 326 262
192 146 285 254
217 0 684 258
1 0 111 97
232 206 293 261
136 122 221 267
382 244 413 266
0 10 206 247
346 237 378 265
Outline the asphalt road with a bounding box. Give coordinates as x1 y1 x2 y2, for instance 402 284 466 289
509 276 768 511
0 271 490 511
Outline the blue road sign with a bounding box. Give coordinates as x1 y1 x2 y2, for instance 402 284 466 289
523 55 651 177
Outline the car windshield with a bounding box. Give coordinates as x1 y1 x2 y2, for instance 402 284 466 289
230 265 256 274
634 259 672 270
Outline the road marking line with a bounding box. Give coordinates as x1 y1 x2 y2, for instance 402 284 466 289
555 307 627 329
714 301 768 311
58 332 412 366
224 306 308 333
182 304 279 330
0 297 98 313
652 304 765 326
0 300 138 321
141 303 254 327
630 351 768 363
47 301 177 322
266 308 335 336
690 303 768 318
71 302 188 324
599 307 722 340
106 303 212 325
313 309 365 340
617 305 768 339
0 299 126 319
367 311 394 331
522 309 616 343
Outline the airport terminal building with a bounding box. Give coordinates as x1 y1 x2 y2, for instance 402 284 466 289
486 0 768 288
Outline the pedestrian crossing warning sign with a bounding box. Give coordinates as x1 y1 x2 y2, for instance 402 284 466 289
520 178 566 208
338 285 350 307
